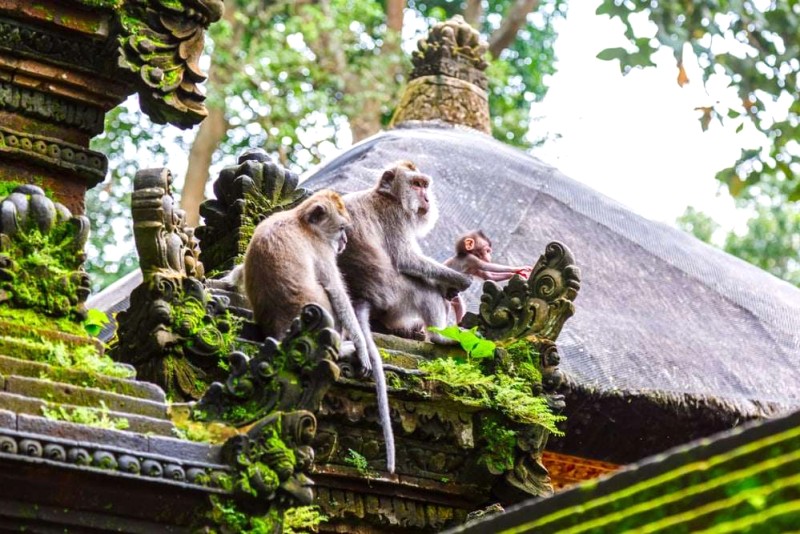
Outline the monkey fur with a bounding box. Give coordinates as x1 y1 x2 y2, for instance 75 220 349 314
444 230 531 322
243 189 396 473
339 160 473 346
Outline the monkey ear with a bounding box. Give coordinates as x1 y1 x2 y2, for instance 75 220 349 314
305 203 327 225
378 169 395 194
464 237 475 251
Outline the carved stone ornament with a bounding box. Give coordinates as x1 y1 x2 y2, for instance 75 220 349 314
195 304 341 427
220 411 317 507
196 148 310 274
0 428 231 491
392 15 491 133
0 184 90 318
462 241 581 342
110 168 235 400
116 0 224 127
410 15 489 90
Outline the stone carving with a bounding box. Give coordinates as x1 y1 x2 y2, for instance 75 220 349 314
221 411 317 505
0 83 104 135
195 304 341 426
116 0 224 127
410 15 489 89
0 429 231 489
462 241 581 342
196 148 310 274
110 168 235 399
0 18 107 71
0 184 90 318
392 15 491 132
0 126 108 187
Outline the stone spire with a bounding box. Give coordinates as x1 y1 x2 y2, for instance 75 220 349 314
390 15 491 133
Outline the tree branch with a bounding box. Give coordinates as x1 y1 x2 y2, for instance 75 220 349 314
488 0 540 58
463 0 483 27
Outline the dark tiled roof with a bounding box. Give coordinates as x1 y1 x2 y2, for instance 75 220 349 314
446 407 800 533
302 123 800 420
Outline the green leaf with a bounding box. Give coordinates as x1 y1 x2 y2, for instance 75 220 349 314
596 47 629 62
83 308 110 337
428 326 496 359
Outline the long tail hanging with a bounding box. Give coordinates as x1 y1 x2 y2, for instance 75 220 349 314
355 306 396 473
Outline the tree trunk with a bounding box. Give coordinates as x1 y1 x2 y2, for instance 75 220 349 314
386 0 404 32
488 0 540 58
181 105 227 226
464 0 483 27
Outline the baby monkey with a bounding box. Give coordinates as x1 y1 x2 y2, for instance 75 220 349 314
444 230 532 322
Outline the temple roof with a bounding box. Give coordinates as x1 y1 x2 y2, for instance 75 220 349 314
302 121 800 460
447 406 800 533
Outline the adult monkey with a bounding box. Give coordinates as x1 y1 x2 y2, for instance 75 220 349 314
243 190 396 473
340 161 472 345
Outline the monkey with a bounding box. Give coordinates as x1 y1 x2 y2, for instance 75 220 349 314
444 230 532 322
242 189 396 473
338 160 473 346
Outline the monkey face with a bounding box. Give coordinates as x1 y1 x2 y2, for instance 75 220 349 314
300 190 352 254
475 239 492 262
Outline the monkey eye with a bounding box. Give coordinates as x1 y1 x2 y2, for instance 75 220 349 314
412 179 425 188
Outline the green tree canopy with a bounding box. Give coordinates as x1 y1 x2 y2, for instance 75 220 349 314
596 0 799 204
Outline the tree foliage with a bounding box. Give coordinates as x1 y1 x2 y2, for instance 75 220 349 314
87 0 565 290
677 205 800 287
596 0 800 204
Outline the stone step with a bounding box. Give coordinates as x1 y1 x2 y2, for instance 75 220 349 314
0 410 224 464
2 376 168 420
0 392 175 436
0 355 165 402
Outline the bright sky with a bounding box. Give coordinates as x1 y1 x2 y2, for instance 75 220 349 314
531 0 758 231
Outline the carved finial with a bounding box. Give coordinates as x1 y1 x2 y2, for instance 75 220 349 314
391 16 491 133
410 15 489 89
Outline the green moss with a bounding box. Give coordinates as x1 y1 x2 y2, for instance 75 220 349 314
479 418 517 473
0 334 131 379
284 506 327 534
344 448 373 476
41 400 129 431
418 348 564 435
0 307 85 337
0 221 85 318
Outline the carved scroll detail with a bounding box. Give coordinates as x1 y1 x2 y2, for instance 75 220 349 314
111 168 234 399
195 304 341 426
117 0 224 127
462 241 581 342
196 148 310 274
0 185 90 318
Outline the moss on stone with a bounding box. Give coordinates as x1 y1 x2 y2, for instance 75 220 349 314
41 400 129 431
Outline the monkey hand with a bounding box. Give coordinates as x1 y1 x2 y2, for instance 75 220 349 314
443 286 461 300
356 350 373 378
515 266 532 279
452 272 473 291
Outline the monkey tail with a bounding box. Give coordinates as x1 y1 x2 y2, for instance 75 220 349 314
355 305 396 474
371 341 396 474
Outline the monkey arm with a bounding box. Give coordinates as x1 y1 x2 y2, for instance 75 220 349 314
451 295 465 323
397 255 472 290
473 258 530 274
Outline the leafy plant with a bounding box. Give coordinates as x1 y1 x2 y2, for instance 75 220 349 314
41 400 130 431
344 448 372 476
428 326 496 359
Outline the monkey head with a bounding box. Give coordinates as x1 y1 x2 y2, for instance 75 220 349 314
458 230 492 262
376 160 438 236
298 190 351 254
